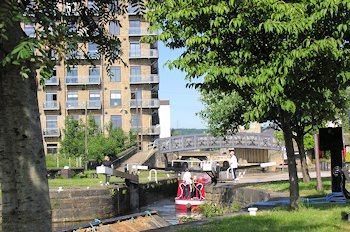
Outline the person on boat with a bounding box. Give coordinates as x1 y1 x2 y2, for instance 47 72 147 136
102 155 112 185
182 169 192 198
229 149 238 181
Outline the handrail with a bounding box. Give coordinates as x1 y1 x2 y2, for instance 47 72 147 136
148 169 158 183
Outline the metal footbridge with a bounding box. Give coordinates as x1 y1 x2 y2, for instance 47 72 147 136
153 133 283 154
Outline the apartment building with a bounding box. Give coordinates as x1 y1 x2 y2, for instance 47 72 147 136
31 2 160 154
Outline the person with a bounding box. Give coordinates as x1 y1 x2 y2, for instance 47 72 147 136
102 155 112 185
229 149 238 181
182 169 192 198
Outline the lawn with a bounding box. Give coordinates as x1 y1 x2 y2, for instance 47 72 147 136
243 178 335 197
178 205 350 232
48 170 177 188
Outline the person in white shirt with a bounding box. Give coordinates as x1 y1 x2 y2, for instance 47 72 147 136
229 150 238 180
182 169 192 198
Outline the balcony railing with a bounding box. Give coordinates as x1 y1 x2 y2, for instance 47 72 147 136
129 28 157 36
87 100 101 109
130 74 159 84
129 49 158 59
43 128 60 137
66 101 86 110
130 99 160 108
132 125 160 135
43 101 60 110
65 76 100 85
65 51 100 60
45 77 59 86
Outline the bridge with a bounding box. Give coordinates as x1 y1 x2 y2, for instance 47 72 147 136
153 133 283 154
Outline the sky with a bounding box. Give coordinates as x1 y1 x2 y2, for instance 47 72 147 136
157 42 206 129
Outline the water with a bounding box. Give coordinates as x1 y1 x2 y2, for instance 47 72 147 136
53 197 202 230
139 198 202 225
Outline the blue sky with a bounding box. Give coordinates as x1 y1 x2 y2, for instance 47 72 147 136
157 42 206 129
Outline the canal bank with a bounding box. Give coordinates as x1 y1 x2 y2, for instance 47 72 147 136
0 178 178 227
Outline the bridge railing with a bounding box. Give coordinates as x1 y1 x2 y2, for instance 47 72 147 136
154 133 283 153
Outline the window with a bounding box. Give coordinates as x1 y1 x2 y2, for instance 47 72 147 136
111 115 122 129
47 144 58 154
46 92 57 101
89 67 100 82
131 114 141 128
89 91 100 108
68 22 77 33
24 24 35 37
131 89 142 100
129 20 140 34
67 91 78 107
67 68 78 77
66 68 78 83
46 69 58 84
109 21 120 35
110 91 121 107
92 115 101 129
130 41 140 57
110 66 121 82
130 66 141 82
128 2 139 14
88 42 99 57
46 116 58 129
88 0 97 9
46 92 57 108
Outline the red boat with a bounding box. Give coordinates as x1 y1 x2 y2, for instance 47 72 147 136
175 177 206 211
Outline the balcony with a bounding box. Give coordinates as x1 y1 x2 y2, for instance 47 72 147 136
130 74 159 84
65 51 100 60
43 101 60 111
43 128 60 137
132 125 160 135
45 77 59 86
66 101 86 110
129 49 158 59
87 100 101 109
129 28 157 36
130 99 160 108
65 76 100 85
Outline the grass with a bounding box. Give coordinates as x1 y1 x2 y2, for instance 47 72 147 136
243 178 334 197
178 205 350 232
48 170 177 188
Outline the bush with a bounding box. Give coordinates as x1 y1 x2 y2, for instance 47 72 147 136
197 203 223 218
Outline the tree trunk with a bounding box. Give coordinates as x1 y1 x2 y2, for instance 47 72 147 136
280 111 299 209
295 131 311 182
0 19 52 231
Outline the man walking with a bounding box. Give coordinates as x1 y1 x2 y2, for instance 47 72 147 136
229 149 238 181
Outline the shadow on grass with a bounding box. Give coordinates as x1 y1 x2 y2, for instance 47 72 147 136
178 206 350 232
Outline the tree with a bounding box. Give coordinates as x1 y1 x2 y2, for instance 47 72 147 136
60 117 85 158
0 0 137 230
146 0 350 209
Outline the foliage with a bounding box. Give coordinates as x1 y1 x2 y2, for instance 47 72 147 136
60 116 85 157
197 203 223 218
60 117 131 163
146 0 350 207
274 129 316 151
171 128 207 136
198 90 247 135
230 201 242 212
0 0 143 80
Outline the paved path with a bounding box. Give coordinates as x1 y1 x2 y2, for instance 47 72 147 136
221 170 332 186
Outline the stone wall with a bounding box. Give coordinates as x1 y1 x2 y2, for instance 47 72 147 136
205 185 270 207
0 178 178 224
